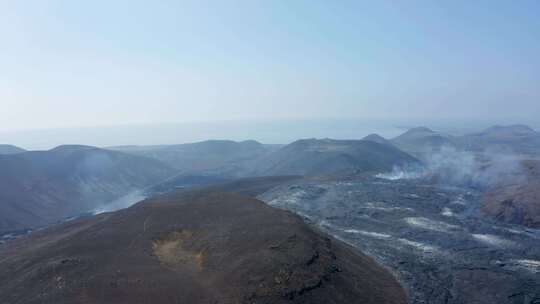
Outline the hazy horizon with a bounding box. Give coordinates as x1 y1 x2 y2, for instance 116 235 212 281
1 117 539 150
1 1 539 136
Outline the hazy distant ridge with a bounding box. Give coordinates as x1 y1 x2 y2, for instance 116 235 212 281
0 145 174 233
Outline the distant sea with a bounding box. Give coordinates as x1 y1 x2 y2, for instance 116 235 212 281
0 118 536 150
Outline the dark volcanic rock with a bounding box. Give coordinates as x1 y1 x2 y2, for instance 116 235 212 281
260 177 540 304
482 160 540 228
0 181 406 304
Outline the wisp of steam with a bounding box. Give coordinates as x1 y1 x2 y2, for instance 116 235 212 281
376 146 525 188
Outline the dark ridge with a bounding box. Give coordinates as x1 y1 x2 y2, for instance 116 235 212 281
460 125 540 154
0 181 407 304
108 139 273 174
403 126 435 134
362 133 391 145
0 144 26 155
254 138 419 177
480 124 536 136
0 146 175 233
390 126 457 158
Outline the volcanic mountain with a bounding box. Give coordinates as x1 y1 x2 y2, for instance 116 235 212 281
392 125 540 158
460 125 540 155
0 145 174 233
362 133 393 146
108 140 276 174
0 144 26 155
0 177 407 304
390 127 456 158
252 138 420 176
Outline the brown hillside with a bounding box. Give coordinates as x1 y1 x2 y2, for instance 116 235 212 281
0 183 406 304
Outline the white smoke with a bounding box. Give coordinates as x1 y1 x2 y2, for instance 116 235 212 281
376 146 525 188
375 168 424 180
92 191 146 214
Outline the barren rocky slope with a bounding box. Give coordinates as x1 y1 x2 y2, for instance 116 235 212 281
253 138 420 177
110 138 420 179
0 145 174 233
108 140 276 174
482 160 540 228
0 178 407 304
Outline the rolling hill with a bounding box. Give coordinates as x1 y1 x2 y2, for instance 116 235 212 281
391 125 540 158
460 125 540 155
390 127 456 158
362 133 393 146
0 145 174 233
0 144 26 155
0 179 407 304
108 140 278 175
252 138 420 176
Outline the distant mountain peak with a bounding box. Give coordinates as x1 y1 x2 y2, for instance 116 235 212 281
50 144 96 151
406 126 436 134
482 124 537 136
0 144 26 155
362 134 391 145
257 137 419 176
49 145 98 155
238 139 263 146
392 127 449 142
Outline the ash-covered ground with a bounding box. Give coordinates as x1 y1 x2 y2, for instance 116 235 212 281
258 177 540 304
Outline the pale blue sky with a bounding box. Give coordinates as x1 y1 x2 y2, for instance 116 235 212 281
1 0 539 132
